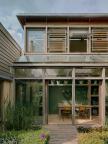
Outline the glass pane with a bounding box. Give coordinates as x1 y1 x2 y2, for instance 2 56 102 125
27 28 45 53
76 68 102 77
15 69 43 78
15 80 43 124
45 69 72 77
105 80 108 122
16 54 108 63
48 79 72 124
75 80 100 125
105 68 108 77
75 80 88 105
69 28 88 52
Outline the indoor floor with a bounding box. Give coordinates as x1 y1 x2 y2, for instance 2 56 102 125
48 114 100 126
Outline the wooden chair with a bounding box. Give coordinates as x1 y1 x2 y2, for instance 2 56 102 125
61 106 72 120
78 106 89 119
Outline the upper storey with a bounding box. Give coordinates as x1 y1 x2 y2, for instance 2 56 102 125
17 13 108 54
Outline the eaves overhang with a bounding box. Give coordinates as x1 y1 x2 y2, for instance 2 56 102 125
17 13 108 28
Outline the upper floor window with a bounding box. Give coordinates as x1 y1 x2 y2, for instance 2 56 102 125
47 28 67 53
69 28 89 53
25 26 108 54
91 28 108 52
27 28 45 53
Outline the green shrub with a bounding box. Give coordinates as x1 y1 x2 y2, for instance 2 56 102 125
78 130 108 144
5 103 35 130
0 131 20 144
0 130 49 144
18 130 49 144
77 126 92 133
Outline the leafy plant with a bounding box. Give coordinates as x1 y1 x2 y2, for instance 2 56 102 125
62 89 72 100
0 131 20 144
77 126 92 133
0 130 49 144
4 103 35 130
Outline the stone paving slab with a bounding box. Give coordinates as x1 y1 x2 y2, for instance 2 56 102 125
43 124 78 144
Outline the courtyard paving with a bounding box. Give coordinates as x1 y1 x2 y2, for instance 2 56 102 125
44 124 78 144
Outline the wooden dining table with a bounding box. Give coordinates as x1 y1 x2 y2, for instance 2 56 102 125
58 103 97 120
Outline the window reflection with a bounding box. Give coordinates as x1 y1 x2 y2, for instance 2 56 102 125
27 28 45 53
76 68 102 77
15 80 43 122
15 69 43 78
45 69 72 77
106 81 108 120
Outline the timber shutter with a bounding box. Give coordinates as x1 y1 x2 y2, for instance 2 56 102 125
48 28 67 52
91 28 108 52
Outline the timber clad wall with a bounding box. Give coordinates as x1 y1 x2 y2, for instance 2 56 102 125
0 23 21 79
0 23 21 121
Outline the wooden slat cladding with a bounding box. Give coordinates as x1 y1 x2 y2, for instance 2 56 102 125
91 29 108 52
0 32 20 55
48 28 67 52
0 23 21 79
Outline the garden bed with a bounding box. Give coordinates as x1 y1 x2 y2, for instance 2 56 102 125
78 127 108 144
0 129 49 144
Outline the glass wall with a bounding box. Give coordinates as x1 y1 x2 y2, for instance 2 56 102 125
105 81 108 122
15 80 43 123
27 28 45 53
15 68 43 78
69 28 88 52
25 26 108 54
75 68 102 77
14 67 105 124
75 80 100 124
45 69 72 77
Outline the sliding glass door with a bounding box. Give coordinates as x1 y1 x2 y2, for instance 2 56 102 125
47 79 73 124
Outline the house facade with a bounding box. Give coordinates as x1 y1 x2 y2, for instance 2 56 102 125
0 23 21 122
13 13 108 126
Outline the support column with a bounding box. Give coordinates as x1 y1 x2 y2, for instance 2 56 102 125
88 26 91 53
67 26 69 53
100 68 105 126
45 26 48 53
72 68 75 125
43 69 48 125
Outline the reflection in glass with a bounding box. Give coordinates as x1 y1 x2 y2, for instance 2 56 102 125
105 69 108 77
106 81 108 121
16 54 108 63
15 80 43 123
15 69 43 78
76 68 102 77
45 69 72 77
27 28 45 53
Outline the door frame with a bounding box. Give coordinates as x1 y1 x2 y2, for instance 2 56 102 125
43 68 105 126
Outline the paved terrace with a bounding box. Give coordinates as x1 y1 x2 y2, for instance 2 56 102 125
44 124 78 144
